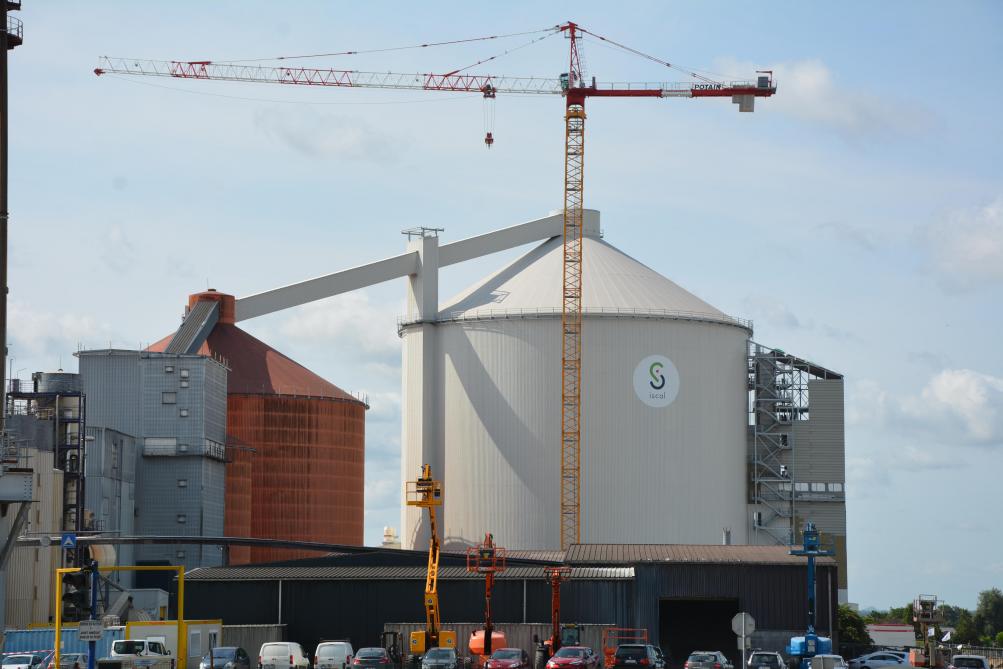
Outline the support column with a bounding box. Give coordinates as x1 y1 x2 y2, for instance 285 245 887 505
401 233 441 550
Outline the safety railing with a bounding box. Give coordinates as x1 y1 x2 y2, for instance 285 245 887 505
398 306 752 334
6 15 22 41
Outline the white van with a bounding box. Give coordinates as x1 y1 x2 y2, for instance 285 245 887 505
315 643 354 669
258 643 310 669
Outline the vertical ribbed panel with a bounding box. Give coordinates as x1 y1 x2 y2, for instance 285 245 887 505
226 394 365 564
407 316 750 551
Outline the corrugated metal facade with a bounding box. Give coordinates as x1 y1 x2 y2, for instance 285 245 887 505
226 395 365 564
183 573 633 652
3 450 63 628
78 350 229 570
180 550 837 660
405 316 749 551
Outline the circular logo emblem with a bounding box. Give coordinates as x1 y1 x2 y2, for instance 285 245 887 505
633 355 680 408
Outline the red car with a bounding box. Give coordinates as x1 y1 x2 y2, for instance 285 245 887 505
486 649 531 669
547 648 600 669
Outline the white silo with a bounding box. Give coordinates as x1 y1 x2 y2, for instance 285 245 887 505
400 210 752 550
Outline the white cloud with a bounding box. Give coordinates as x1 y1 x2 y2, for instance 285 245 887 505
924 197 1003 289
850 369 1003 449
716 58 930 138
742 294 856 341
254 107 398 161
279 291 401 364
7 300 111 369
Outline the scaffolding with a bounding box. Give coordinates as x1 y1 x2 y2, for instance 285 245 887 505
748 342 841 546
5 377 88 562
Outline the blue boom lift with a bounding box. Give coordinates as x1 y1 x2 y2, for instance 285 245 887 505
786 522 834 669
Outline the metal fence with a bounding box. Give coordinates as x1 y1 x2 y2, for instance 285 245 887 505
383 623 614 659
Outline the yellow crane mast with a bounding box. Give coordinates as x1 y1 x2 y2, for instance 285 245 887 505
406 465 456 654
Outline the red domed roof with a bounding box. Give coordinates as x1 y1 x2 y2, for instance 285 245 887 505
149 292 361 402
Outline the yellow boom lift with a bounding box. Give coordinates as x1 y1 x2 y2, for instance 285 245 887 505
407 465 457 654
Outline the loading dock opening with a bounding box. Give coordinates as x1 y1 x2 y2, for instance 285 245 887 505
659 598 740 669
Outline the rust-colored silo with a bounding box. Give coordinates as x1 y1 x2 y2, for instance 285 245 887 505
150 291 366 564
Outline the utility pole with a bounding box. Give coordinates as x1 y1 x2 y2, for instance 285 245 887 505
1 2 22 433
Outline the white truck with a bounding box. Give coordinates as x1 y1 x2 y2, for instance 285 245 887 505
99 639 175 669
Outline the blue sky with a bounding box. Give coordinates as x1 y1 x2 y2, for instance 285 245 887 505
6 2 1002 610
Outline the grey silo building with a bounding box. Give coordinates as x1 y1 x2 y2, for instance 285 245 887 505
77 349 228 571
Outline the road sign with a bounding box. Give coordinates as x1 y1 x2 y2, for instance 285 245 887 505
732 612 756 636
61 533 77 550
78 619 103 641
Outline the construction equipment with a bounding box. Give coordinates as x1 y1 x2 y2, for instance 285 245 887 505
909 595 945 668
600 629 648 669
467 534 507 661
786 522 834 669
542 566 575 656
406 465 456 654
96 24 776 549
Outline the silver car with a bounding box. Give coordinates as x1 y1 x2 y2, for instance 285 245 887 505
748 652 784 669
686 653 733 669
848 653 907 669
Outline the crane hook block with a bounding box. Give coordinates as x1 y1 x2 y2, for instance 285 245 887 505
484 132 494 148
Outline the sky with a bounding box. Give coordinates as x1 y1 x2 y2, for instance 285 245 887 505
5 1 1002 610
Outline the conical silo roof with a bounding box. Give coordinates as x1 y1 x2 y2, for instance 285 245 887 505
439 235 748 330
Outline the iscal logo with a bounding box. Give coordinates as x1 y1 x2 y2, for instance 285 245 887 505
649 362 666 390
633 355 680 408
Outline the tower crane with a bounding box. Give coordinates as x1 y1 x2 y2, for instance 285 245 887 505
405 464 456 654
96 22 776 549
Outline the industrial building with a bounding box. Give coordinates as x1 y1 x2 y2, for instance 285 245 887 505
181 542 839 666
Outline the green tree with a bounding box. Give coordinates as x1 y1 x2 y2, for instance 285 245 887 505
974 588 1003 639
955 610 981 645
839 605 874 645
995 631 1003 648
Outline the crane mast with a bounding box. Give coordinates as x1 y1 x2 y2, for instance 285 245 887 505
406 465 456 654
96 22 777 552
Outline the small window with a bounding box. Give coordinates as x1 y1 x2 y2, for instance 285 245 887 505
829 482 844 492
164 365 174 373
176 514 187 524
180 380 190 388
177 479 188 488
180 369 190 378
176 550 186 560
795 482 809 492
162 392 177 404
811 482 826 492
180 408 189 417
178 443 189 453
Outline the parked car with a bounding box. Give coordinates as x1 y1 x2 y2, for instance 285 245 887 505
485 649 530 669
685 652 733 669
54 653 86 669
747 652 784 669
259 643 310 669
3 654 42 669
810 655 848 669
547 647 600 669
109 641 173 669
316 644 354 669
200 648 252 669
614 646 662 669
420 648 457 669
352 649 391 668
848 653 907 669
949 656 990 669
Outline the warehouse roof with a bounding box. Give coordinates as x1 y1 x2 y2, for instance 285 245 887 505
185 565 633 582
565 544 837 566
